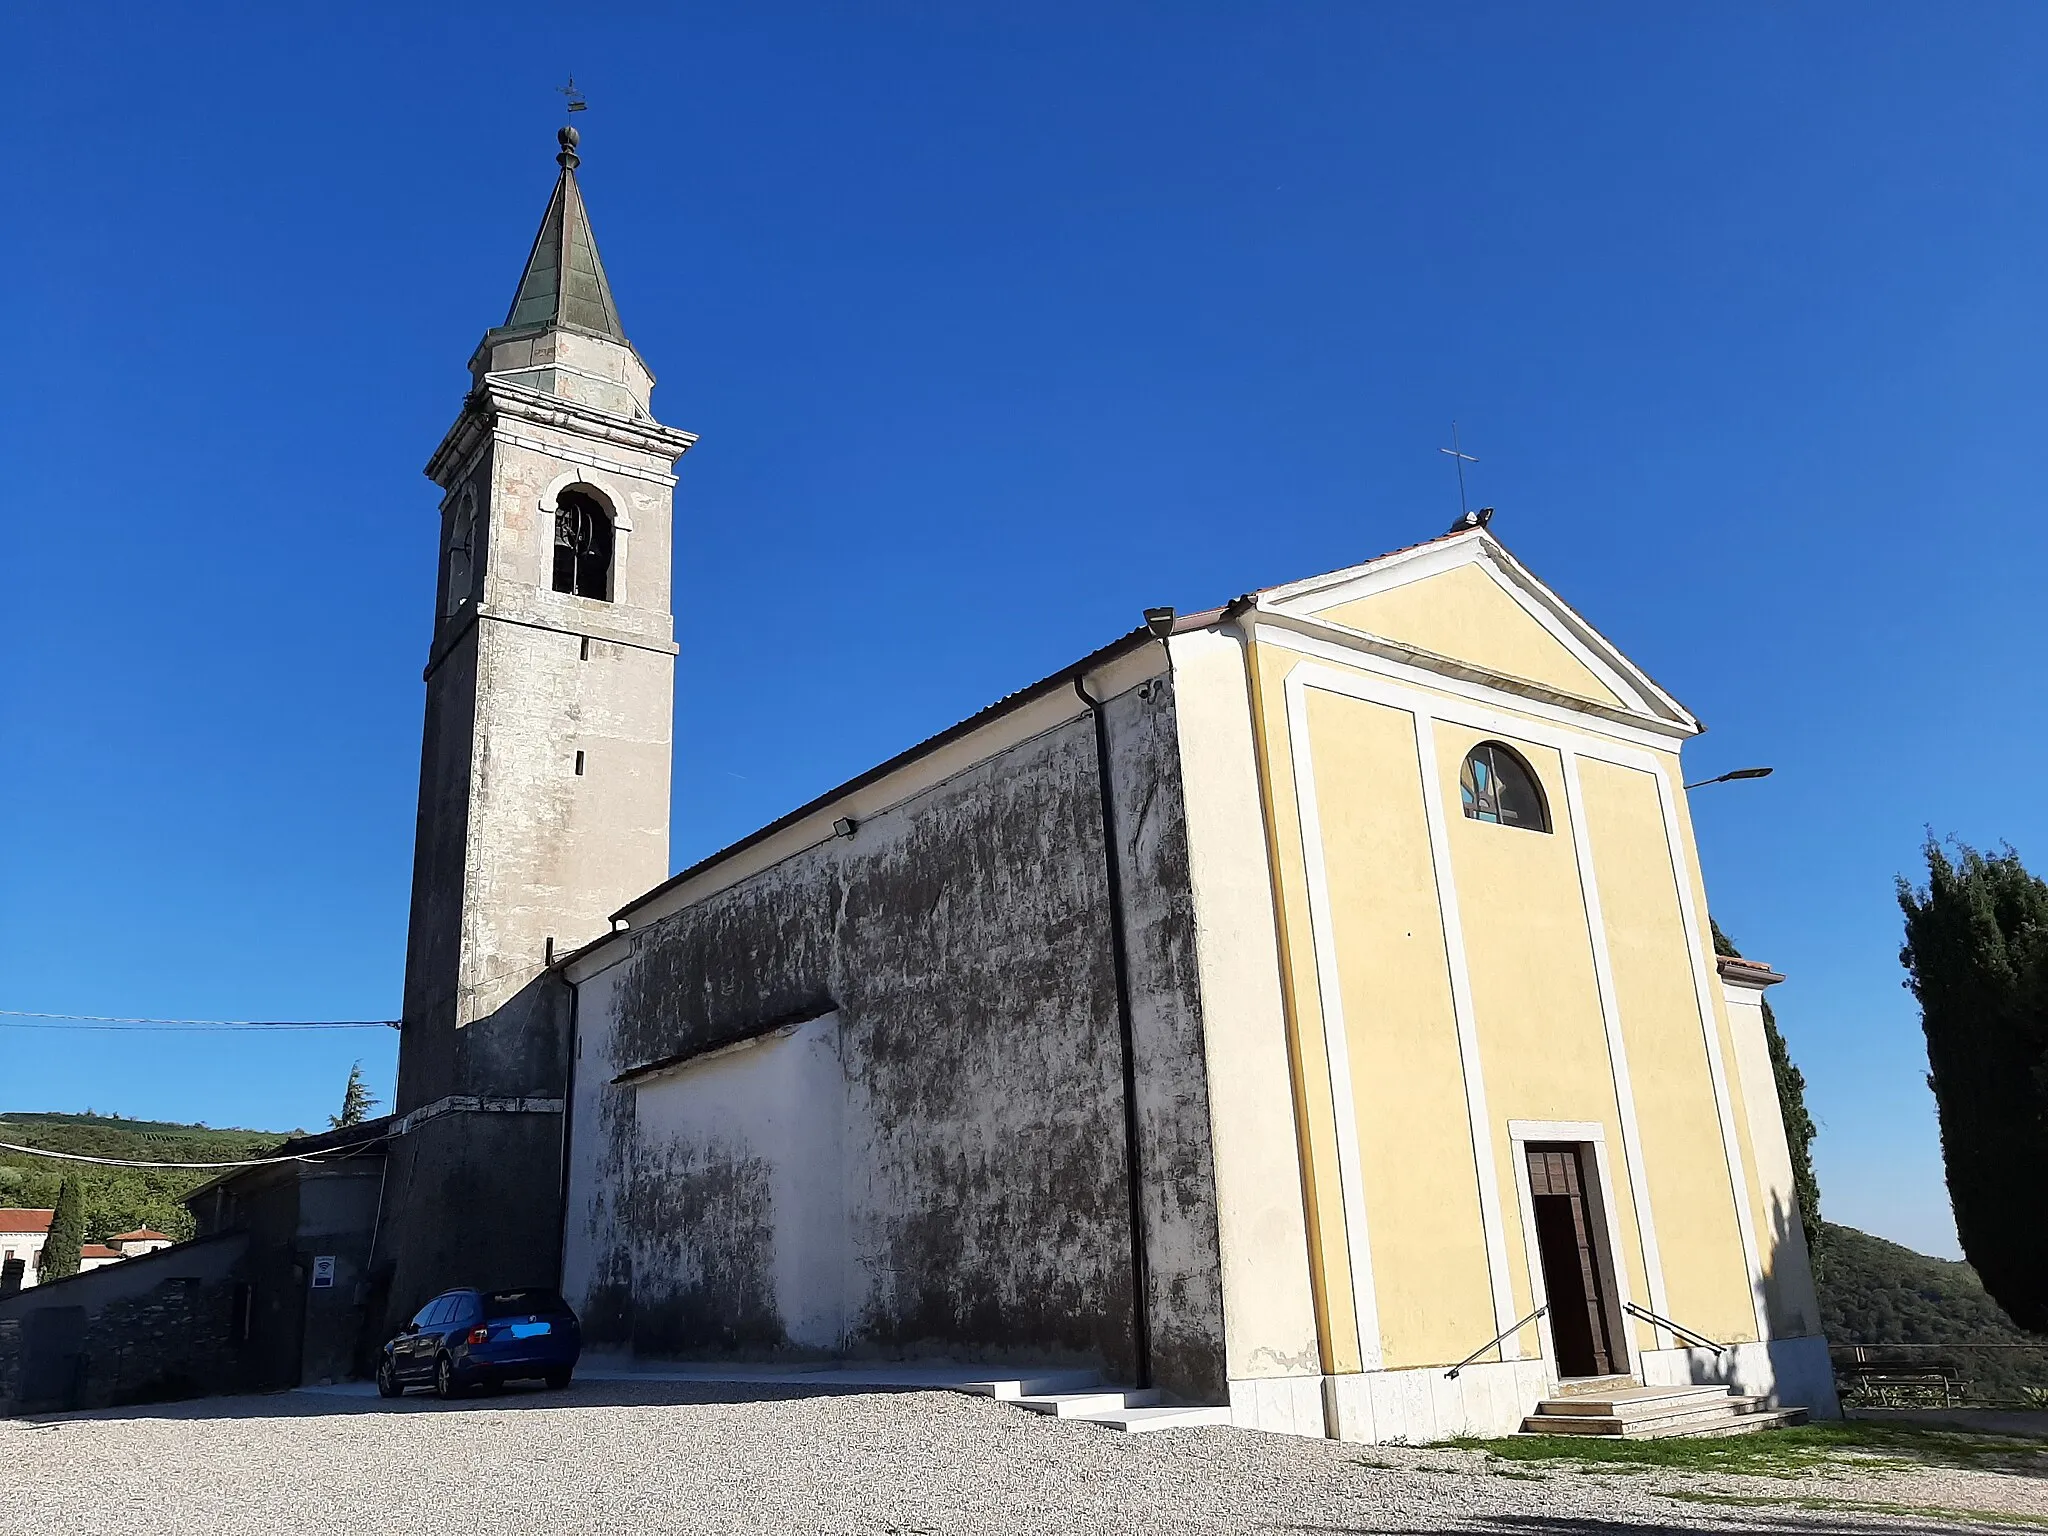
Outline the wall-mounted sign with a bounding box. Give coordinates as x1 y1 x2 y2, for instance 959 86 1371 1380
310 1255 337 1290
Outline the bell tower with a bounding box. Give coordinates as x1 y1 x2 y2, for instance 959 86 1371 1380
376 124 695 1317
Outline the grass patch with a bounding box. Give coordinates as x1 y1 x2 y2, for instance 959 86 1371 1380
1665 1491 2048 1530
1449 1421 2048 1477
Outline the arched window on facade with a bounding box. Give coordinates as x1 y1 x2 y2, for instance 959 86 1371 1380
548 493 610 602
552 489 614 601
1459 741 1550 832
444 488 478 617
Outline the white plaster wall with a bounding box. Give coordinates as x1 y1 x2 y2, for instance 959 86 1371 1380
1167 629 1322 1384
632 1015 853 1351
560 959 627 1314
1720 978 1825 1343
2 1231 48 1287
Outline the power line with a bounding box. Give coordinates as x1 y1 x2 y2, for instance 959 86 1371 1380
0 1138 381 1170
0 1010 398 1032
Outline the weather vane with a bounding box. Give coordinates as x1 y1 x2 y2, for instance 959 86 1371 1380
557 76 588 117
1439 422 1479 518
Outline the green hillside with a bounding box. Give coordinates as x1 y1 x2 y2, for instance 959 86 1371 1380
0 1111 296 1243
1817 1220 2046 1402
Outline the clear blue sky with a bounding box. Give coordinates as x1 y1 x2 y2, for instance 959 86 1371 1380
5 4 2043 1260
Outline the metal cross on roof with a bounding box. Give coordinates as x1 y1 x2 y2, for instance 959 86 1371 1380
1439 422 1479 518
558 76 588 115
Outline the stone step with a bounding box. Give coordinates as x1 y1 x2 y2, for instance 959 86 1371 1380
1660 1407 1809 1440
1524 1399 1807 1440
1013 1388 1164 1417
1551 1374 1639 1398
1078 1405 1236 1433
956 1370 1103 1401
1535 1384 1742 1418
1525 1405 1749 1437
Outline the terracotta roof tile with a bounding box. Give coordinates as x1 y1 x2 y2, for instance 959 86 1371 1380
0 1209 54 1234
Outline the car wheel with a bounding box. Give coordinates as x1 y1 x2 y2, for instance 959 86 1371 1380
434 1354 461 1400
544 1368 573 1390
376 1359 402 1399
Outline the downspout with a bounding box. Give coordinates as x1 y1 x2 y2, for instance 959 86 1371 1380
1074 665 1153 1392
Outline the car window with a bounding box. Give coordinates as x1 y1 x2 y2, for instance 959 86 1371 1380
448 1293 479 1324
482 1287 570 1319
425 1297 454 1328
411 1298 442 1329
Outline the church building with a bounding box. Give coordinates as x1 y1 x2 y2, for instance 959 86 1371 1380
373 126 1834 1443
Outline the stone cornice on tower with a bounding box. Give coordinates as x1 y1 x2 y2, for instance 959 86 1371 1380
425 379 698 490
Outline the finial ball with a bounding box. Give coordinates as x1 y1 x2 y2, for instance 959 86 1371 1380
558 125 580 150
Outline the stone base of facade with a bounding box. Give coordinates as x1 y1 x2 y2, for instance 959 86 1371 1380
1228 1336 1839 1442
1229 1358 1553 1443
1638 1334 1840 1419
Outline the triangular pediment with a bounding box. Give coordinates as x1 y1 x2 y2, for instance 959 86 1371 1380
1257 530 1697 732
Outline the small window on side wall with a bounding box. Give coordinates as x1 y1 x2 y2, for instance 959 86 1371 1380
552 489 614 601
1460 741 1550 832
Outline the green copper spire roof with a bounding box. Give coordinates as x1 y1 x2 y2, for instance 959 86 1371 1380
496 126 626 342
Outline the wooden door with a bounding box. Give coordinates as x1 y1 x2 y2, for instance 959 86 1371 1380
1525 1143 1619 1378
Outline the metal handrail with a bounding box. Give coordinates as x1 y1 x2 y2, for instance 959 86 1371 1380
1624 1300 1725 1355
1445 1305 1547 1380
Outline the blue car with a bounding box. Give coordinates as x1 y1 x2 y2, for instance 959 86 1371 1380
377 1286 581 1399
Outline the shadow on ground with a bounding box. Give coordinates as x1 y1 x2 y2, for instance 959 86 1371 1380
1290 1519 2000 1536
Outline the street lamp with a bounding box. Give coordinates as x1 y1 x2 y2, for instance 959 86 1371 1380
1684 766 1774 790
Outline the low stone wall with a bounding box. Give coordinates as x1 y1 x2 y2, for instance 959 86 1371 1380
0 1233 249 1415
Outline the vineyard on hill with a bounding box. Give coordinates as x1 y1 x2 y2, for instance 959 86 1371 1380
0 1111 294 1243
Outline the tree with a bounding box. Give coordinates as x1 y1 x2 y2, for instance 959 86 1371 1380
1712 920 1825 1278
1898 838 2048 1334
329 1062 379 1130
41 1173 84 1281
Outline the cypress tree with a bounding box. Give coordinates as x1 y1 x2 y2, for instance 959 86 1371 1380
1898 839 2048 1334
330 1061 379 1129
41 1173 84 1281
1712 920 1825 1278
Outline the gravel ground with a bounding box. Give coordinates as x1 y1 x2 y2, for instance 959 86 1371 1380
2 1380 2043 1535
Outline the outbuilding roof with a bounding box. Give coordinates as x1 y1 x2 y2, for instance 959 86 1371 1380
0 1209 54 1235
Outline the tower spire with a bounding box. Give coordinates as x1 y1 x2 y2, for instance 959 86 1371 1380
492 125 625 344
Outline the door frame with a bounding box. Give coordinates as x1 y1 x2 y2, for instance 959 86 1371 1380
1507 1120 1637 1380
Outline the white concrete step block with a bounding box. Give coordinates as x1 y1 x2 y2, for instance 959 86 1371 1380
1079 1405 1234 1433
1014 1389 1163 1417
1535 1384 1736 1418
956 1371 1103 1400
1523 1400 1807 1440
1661 1407 1808 1439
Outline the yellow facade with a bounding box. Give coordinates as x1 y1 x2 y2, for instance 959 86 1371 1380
1319 560 1629 709
1306 691 1494 1371
1233 533 1786 1389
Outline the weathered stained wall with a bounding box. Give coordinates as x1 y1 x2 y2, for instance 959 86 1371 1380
563 673 1228 1401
